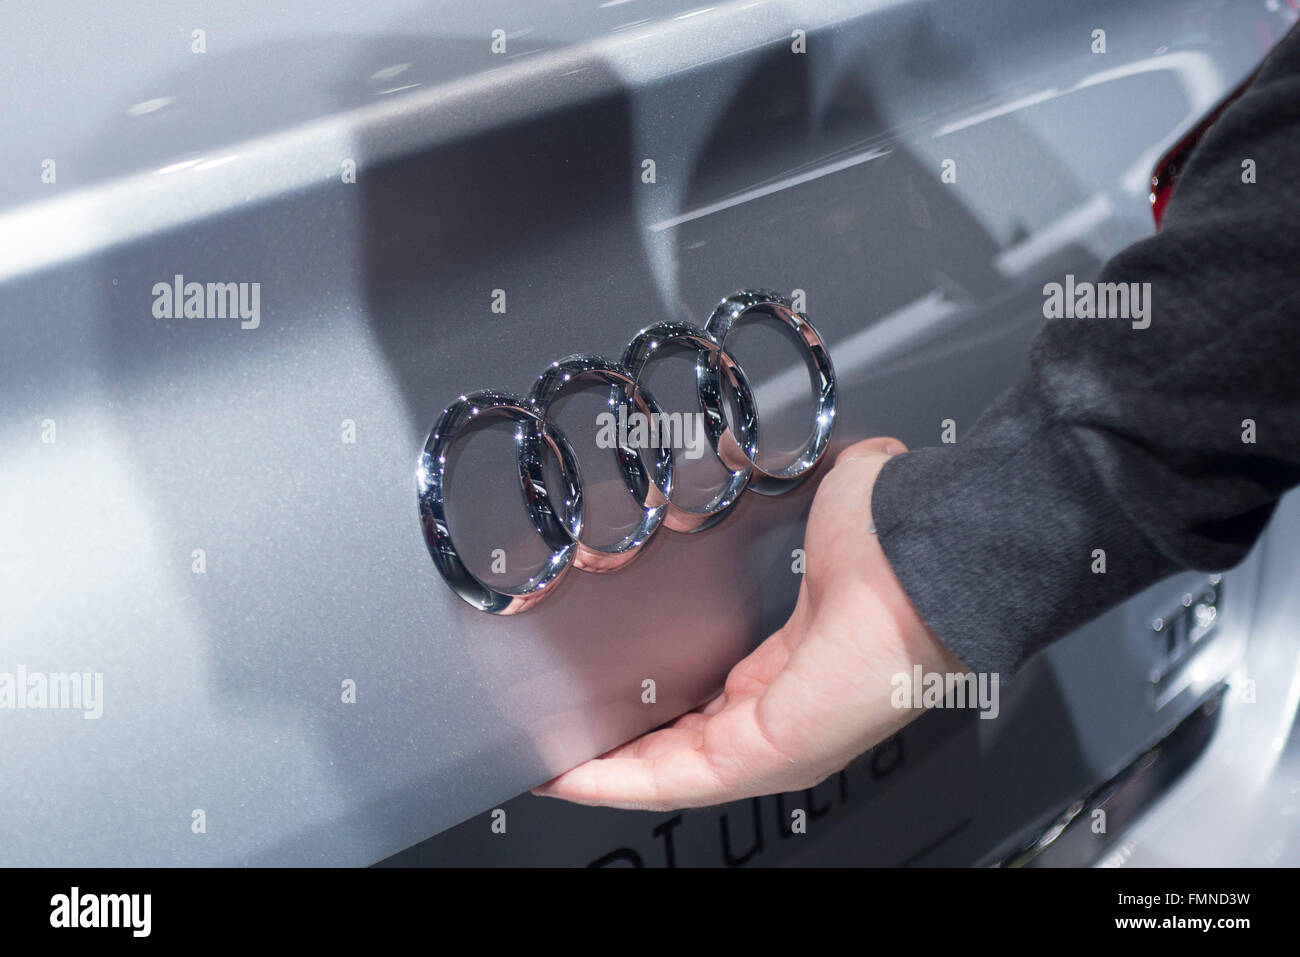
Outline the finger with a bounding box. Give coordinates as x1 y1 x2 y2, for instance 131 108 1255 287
835 436 907 464
694 690 728 716
602 725 705 761
724 626 796 697
534 690 805 810
532 749 727 811
527 708 713 795
667 710 712 731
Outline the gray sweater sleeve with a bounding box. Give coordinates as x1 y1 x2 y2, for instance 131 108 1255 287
870 26 1300 676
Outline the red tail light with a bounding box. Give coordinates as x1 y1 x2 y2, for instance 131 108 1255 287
1150 71 1258 230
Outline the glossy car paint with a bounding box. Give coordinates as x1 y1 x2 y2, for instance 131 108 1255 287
1 0 1294 865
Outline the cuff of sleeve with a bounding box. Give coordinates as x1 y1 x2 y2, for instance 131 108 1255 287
870 399 1180 677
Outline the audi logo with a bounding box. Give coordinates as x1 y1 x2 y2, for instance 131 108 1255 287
416 290 837 614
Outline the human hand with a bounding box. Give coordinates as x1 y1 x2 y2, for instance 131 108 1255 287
532 436 969 811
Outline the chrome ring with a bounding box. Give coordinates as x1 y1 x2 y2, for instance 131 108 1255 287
416 391 582 615
702 290 836 495
528 355 672 572
417 290 837 614
620 321 758 533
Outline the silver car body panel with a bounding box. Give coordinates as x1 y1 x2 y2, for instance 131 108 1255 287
1 0 1293 864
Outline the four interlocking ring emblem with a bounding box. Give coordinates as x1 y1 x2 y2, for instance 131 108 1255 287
417 290 837 614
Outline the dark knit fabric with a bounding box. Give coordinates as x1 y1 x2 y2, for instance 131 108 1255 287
872 25 1300 676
